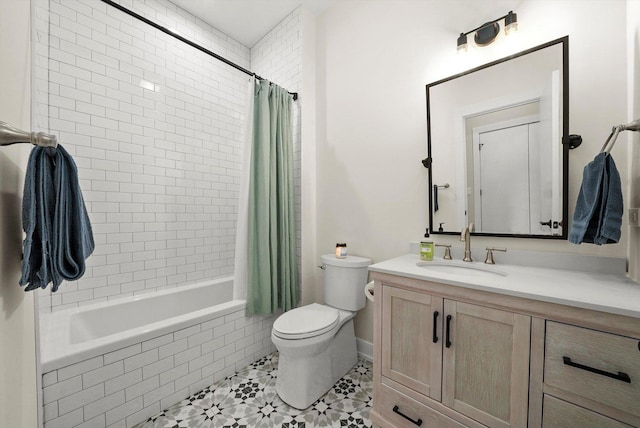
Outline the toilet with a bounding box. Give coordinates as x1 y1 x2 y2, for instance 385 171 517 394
271 253 371 409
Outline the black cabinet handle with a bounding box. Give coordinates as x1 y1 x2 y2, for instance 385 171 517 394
563 356 631 383
445 315 452 348
393 405 423 426
432 311 439 343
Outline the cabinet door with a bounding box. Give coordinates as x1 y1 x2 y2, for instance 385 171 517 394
442 300 530 428
381 285 443 400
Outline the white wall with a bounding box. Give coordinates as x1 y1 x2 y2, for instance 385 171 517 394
299 8 318 306
0 0 39 426
315 0 632 343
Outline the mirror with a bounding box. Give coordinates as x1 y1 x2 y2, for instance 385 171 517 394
427 37 568 239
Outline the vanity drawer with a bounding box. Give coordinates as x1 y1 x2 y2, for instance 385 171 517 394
376 383 467 428
544 321 640 418
543 395 632 428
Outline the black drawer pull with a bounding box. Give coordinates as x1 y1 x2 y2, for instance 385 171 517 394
393 405 423 426
445 315 452 348
433 311 439 343
563 356 631 383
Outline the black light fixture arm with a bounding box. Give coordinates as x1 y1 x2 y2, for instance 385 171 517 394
458 12 512 39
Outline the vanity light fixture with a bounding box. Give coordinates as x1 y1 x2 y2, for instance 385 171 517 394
504 10 518 34
457 11 518 52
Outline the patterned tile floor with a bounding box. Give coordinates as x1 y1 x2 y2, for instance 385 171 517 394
135 353 373 428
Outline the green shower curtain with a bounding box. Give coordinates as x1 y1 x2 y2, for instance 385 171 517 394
246 80 297 315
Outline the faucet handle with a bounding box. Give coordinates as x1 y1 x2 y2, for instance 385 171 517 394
484 247 506 264
435 244 452 260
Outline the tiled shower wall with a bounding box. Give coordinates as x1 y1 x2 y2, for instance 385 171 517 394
35 0 303 311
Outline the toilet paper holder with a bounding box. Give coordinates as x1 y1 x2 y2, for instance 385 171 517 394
364 281 375 302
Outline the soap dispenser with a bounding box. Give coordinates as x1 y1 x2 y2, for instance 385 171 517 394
420 228 434 261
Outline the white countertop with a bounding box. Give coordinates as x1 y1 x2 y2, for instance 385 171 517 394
369 254 640 320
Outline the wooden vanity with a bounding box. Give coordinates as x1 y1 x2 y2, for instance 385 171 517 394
369 255 640 428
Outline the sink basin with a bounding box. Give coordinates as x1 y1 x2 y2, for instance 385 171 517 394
416 261 508 278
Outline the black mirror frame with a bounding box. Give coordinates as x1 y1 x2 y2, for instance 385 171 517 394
426 36 569 239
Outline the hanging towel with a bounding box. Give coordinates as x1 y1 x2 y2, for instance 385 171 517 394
594 154 623 244
569 152 623 245
20 145 94 292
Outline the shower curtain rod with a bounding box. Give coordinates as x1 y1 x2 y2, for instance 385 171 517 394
100 0 298 101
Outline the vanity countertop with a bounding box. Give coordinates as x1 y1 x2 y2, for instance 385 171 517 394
369 254 640 320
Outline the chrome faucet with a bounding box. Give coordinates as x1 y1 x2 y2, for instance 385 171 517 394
460 223 474 262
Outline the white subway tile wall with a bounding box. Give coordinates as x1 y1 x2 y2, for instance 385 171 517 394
35 0 302 310
38 0 249 310
42 309 276 428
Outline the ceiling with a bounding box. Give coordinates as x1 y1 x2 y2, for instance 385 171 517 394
170 0 335 47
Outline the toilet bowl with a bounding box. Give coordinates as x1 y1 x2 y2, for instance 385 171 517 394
271 303 357 409
271 254 371 409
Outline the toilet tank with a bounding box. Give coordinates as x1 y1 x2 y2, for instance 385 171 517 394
321 254 371 311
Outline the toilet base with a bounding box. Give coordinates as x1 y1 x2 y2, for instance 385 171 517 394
273 319 358 409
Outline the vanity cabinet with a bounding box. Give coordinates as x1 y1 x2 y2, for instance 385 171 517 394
370 269 640 428
376 279 530 428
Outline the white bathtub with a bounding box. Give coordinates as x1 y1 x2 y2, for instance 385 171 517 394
40 277 241 372
40 278 277 428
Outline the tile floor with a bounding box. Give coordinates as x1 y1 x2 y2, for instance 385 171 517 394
135 353 373 427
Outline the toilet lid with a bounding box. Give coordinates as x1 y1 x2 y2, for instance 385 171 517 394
272 303 340 340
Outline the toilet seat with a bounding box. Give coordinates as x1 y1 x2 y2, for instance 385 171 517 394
272 303 340 340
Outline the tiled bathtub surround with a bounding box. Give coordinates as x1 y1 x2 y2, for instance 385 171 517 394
35 1 303 426
42 307 276 428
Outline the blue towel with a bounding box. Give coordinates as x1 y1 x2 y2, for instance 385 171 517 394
594 154 623 244
569 152 623 245
20 145 94 291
